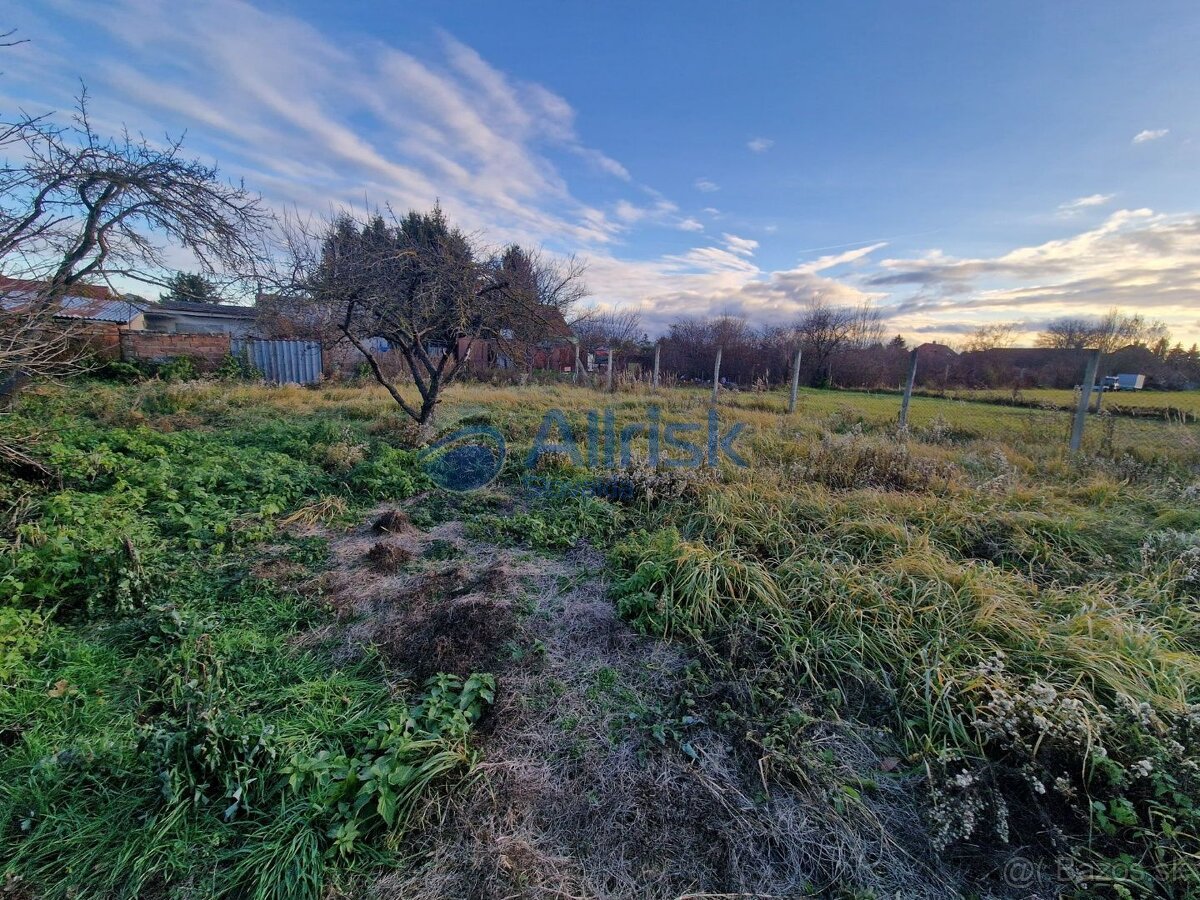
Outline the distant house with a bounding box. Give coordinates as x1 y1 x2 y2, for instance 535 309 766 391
143 299 258 336
0 277 147 360
456 306 576 374
0 277 146 328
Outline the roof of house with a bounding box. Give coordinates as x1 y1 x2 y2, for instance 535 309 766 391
538 306 574 341
0 276 121 302
54 295 146 323
915 341 958 357
149 299 258 318
0 277 145 324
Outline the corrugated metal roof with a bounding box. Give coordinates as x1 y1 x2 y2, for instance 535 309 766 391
55 295 145 323
0 287 144 323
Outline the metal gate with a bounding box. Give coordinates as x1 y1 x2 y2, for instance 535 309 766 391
232 338 322 385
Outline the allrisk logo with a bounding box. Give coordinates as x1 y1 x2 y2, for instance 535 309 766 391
422 405 748 493
527 405 747 470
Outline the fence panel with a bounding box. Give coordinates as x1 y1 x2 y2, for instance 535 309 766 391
233 338 322 385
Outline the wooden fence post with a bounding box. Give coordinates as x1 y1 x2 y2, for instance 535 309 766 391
788 347 802 414
1070 350 1102 453
711 346 722 405
899 348 919 429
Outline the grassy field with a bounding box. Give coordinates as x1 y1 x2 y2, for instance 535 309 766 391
896 385 1200 421
2 377 1198 898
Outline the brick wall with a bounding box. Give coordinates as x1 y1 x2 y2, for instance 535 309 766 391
66 323 123 361
120 330 232 371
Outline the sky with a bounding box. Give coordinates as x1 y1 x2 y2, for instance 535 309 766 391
4 0 1200 346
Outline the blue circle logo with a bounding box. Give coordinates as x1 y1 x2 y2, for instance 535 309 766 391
420 425 506 492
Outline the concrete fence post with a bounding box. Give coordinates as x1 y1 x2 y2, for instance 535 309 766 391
898 348 919 429
606 348 614 393
653 341 661 389
711 346 722 406
788 347 802 414
1092 355 1107 413
572 340 581 385
1070 349 1102 453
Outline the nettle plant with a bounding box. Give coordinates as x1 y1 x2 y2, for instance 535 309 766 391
283 673 495 858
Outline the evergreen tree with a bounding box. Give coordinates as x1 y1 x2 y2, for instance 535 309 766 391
160 272 220 304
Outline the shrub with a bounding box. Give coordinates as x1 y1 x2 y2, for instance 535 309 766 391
96 360 145 383
345 446 427 499
156 356 199 382
795 432 956 491
215 352 262 381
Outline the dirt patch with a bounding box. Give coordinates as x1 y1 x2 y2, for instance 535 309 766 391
315 509 529 681
308 504 1009 900
248 555 309 584
365 541 413 573
372 508 415 535
379 592 514 680
371 545 978 900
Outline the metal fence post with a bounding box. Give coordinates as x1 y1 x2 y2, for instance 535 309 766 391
788 347 802 414
1070 350 1102 452
899 348 919 429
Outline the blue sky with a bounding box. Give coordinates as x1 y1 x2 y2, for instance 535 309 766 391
5 0 1200 344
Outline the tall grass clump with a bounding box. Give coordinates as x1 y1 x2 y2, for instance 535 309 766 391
610 419 1200 896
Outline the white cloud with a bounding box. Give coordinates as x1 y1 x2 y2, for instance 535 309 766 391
702 207 720 216
747 137 774 153
694 178 720 193
578 148 632 180
866 209 1200 342
722 233 759 257
677 218 704 232
14 0 633 253
795 242 888 274
1133 128 1169 144
614 200 648 223
1057 193 1115 216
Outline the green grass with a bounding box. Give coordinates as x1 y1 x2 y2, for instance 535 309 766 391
3 377 1199 898
0 382 488 899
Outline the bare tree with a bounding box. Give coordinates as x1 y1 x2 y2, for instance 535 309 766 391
1037 309 1171 353
571 308 644 357
792 295 882 385
964 321 1020 352
281 207 586 426
1 94 270 392
1036 317 1095 350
